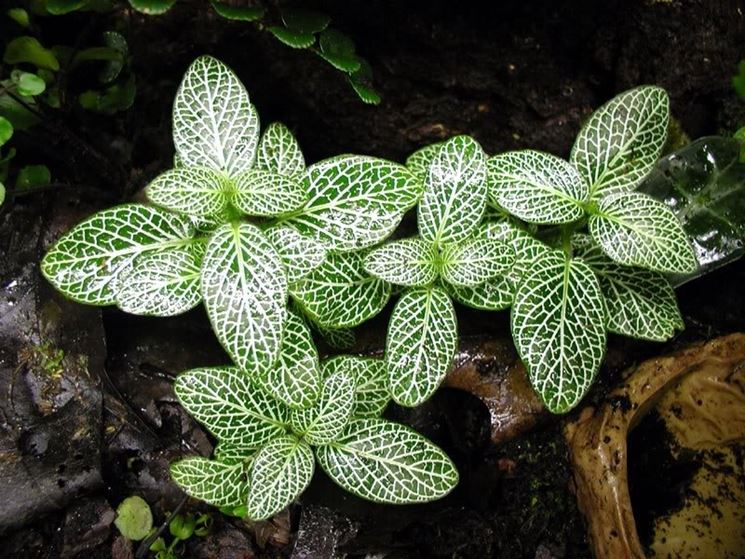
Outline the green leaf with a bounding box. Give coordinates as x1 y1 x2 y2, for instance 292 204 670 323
314 322 355 349
268 26 316 49
589 191 697 274
15 72 45 96
363 237 437 287
213 441 255 465
7 8 30 27
448 220 551 310
210 1 264 21
0 116 13 147
256 311 321 410
638 136 745 284
487 150 588 224
418 135 487 245
15 164 50 189
45 0 87 15
284 155 421 252
41 204 195 305
169 514 195 540
3 36 59 70
323 356 389 418
256 122 305 178
571 85 669 198
99 31 128 84
347 58 380 105
281 8 331 34
0 182 5 206
318 29 360 73
79 74 136 114
145 167 230 217
128 0 177 15
386 287 457 407
170 457 248 507
247 436 314 521
265 224 326 284
575 237 683 341
406 143 442 182
440 237 514 288
174 366 289 449
114 243 204 316
114 496 152 541
201 223 287 375
511 250 606 413
173 56 259 177
315 418 458 504
290 368 355 444
290 251 391 328
232 169 307 216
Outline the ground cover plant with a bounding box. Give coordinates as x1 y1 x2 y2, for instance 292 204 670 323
41 54 698 518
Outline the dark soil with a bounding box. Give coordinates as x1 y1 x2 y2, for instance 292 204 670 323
1 1 744 558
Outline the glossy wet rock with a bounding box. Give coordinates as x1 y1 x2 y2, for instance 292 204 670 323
565 333 745 559
0 199 106 532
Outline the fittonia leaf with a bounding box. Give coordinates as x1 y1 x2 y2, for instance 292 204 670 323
232 169 307 216
145 166 230 217
405 142 442 182
487 150 588 224
172 56 259 177
174 367 289 449
256 121 305 178
246 436 314 521
264 225 326 283
290 250 391 328
290 369 356 444
418 135 487 245
170 457 248 507
439 237 515 288
386 287 457 407
511 250 606 413
322 356 390 418
201 223 287 375
315 418 459 504
284 155 421 252
41 204 195 305
255 311 322 410
571 85 669 198
363 237 438 287
589 191 698 274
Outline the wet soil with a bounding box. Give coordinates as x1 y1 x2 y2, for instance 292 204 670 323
1 1 744 558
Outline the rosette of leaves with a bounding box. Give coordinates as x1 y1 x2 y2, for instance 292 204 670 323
364 135 516 407
481 85 696 413
42 56 418 392
169 356 458 520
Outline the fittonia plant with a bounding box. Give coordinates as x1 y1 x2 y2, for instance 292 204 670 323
41 54 696 518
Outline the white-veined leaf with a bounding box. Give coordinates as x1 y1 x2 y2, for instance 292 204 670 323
315 418 458 504
213 442 256 465
589 191 697 274
232 169 307 216
170 457 247 507
386 287 457 407
256 122 305 178
173 56 259 177
188 210 230 233
511 250 606 413
575 236 683 341
115 242 204 316
145 167 230 217
41 204 195 305
246 436 314 521
487 150 588 224
322 356 390 418
571 85 669 198
284 155 422 252
290 369 356 444
314 322 356 349
265 225 326 284
290 251 391 328
448 220 551 310
418 135 487 245
406 142 442 182
256 311 321 409
440 237 514 288
363 237 437 287
174 367 289 449
201 223 287 375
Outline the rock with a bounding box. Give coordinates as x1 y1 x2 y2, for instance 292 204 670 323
564 333 745 559
0 199 106 532
61 496 116 558
186 524 256 559
291 505 358 559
